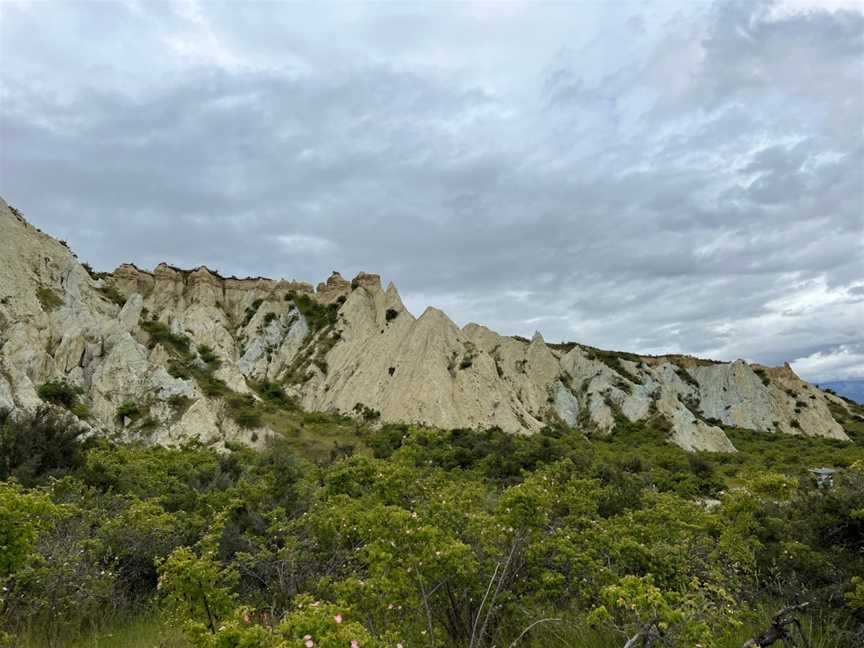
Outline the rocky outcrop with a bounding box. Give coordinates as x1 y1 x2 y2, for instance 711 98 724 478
0 197 854 452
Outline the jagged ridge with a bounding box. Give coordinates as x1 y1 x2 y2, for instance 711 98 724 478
0 196 856 452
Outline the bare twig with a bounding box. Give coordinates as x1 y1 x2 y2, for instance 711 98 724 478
623 632 643 648
469 561 501 648
508 617 562 647
475 535 521 648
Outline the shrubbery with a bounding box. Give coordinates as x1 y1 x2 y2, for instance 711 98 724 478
35 286 63 312
1 406 863 647
36 380 90 419
98 284 127 307
286 292 339 331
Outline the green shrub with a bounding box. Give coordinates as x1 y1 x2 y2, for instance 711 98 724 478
194 370 229 398
35 287 63 312
252 380 295 409
224 394 261 429
4 386 864 648
69 402 90 420
675 366 699 389
353 402 381 422
140 320 190 354
37 380 81 408
287 293 339 331
99 284 127 307
241 299 264 327
0 407 90 485
167 394 192 416
197 344 220 369
584 346 642 384
116 401 143 422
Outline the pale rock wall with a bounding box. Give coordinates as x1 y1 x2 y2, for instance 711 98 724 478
0 196 855 453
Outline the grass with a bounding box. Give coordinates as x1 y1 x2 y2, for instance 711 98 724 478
287 292 339 332
580 345 643 385
167 394 192 417
261 404 368 463
827 399 864 443
717 426 864 484
224 393 262 428
36 286 63 311
98 284 127 307
17 610 189 648
140 320 191 354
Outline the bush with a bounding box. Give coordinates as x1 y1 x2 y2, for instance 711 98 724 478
252 380 295 409
225 394 261 429
241 299 264 327
287 293 339 331
140 320 191 354
69 402 90 420
116 401 144 422
0 407 89 485
168 394 192 416
37 380 81 409
197 344 220 369
35 287 63 312
99 284 127 307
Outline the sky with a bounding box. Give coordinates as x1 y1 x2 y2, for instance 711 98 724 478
0 0 862 383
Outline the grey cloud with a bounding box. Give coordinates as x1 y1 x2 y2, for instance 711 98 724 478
1 0 862 381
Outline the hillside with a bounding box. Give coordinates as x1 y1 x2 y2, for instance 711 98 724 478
0 196 858 453
819 380 864 406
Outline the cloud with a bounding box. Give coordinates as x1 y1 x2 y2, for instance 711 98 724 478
792 344 864 383
1 0 862 379
277 233 336 255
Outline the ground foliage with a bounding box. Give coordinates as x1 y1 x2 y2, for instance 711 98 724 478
1 400 863 648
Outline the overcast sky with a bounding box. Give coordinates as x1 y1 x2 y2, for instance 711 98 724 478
1 0 862 382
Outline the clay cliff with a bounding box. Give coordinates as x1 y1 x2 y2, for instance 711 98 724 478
0 197 855 452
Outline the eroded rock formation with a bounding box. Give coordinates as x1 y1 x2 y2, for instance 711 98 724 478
0 197 854 451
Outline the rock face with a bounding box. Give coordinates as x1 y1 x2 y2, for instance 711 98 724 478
0 198 854 451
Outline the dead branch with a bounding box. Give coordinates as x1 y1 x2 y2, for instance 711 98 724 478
742 602 811 648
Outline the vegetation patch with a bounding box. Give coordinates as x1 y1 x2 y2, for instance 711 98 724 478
167 394 193 418
196 344 220 370
224 394 262 429
36 380 89 420
2 404 863 647
754 367 771 387
241 299 264 327
35 286 63 312
0 406 91 486
141 320 191 355
250 380 296 409
286 292 339 332
37 380 81 409
283 328 340 384
675 366 700 389
584 345 643 385
81 262 107 280
116 401 145 423
353 402 381 422
99 284 127 307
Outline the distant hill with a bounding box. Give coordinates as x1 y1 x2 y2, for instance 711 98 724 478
818 380 864 405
